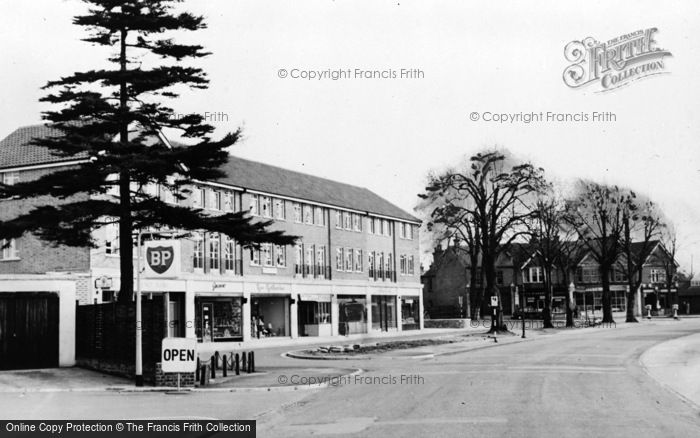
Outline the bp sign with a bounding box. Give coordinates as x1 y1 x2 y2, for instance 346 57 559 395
161 337 197 373
144 240 180 278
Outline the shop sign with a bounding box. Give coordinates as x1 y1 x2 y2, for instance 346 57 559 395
299 294 331 302
161 337 197 373
144 240 181 278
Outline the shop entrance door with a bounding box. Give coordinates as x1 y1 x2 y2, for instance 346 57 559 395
372 296 396 332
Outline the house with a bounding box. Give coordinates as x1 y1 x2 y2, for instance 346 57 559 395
0 124 423 370
421 239 678 319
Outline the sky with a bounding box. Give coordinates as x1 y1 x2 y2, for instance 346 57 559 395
1 0 698 273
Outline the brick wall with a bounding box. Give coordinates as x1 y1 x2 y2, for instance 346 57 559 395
75 298 165 385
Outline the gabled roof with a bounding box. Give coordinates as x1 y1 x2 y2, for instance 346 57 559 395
0 124 419 223
0 124 89 170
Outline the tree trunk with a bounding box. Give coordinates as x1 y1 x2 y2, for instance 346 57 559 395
601 266 614 323
563 269 574 328
117 28 134 303
542 266 554 329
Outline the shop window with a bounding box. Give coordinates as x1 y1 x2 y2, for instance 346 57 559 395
401 297 420 330
252 296 289 337
338 296 367 335
372 295 397 331
196 298 243 342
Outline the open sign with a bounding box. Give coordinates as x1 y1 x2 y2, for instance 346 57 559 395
144 240 180 277
161 337 197 373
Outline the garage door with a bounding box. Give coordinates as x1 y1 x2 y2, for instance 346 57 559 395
0 293 59 370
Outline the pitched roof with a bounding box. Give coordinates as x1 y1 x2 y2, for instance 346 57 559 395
0 124 88 170
0 124 419 223
215 157 418 222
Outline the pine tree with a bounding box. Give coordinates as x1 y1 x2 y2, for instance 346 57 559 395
0 0 296 302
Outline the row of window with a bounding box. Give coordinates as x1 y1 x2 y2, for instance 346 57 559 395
399 255 416 276
192 233 240 272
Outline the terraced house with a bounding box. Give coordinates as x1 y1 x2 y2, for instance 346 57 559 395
0 124 423 369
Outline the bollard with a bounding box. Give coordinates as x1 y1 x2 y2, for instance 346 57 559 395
211 355 216 379
250 351 255 373
235 353 240 375
242 351 247 373
196 357 200 382
222 354 228 377
247 351 252 373
199 364 206 386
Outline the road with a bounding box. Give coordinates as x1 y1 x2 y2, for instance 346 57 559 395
1 320 699 437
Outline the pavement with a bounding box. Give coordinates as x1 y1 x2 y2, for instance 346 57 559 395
640 331 700 408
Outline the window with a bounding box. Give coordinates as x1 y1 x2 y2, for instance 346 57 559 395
369 218 375 234
305 245 314 272
193 233 204 270
274 198 285 220
104 223 119 255
223 192 234 212
261 243 273 267
275 245 286 267
249 194 259 216
2 171 20 186
0 239 18 260
343 212 351 230
381 220 389 236
650 268 664 283
354 249 363 272
314 207 324 226
260 196 272 218
352 214 361 232
250 247 261 266
209 234 220 271
612 268 627 282
224 237 235 271
293 203 302 223
406 225 413 240
528 267 543 283
335 210 342 229
316 246 326 270
192 187 204 209
295 244 303 273
207 190 221 210
408 256 415 275
576 266 600 284
303 204 313 224
345 248 353 271
336 248 343 271
368 251 375 276
387 253 393 275
400 255 407 275
374 218 381 235
386 221 392 236
399 223 406 239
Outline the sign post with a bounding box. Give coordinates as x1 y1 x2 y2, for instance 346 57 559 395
161 337 197 393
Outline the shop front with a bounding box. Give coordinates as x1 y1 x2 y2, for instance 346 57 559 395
401 296 420 330
251 295 290 338
337 295 367 335
371 295 397 332
195 296 243 342
297 294 332 337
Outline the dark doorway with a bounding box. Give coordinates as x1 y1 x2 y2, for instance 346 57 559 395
0 293 59 370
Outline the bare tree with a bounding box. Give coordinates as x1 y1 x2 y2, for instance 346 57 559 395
565 181 625 323
418 149 546 332
619 192 664 323
528 190 577 328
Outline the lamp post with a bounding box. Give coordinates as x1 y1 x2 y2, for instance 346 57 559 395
518 284 525 338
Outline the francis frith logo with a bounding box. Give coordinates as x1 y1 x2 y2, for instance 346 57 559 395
563 28 672 92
